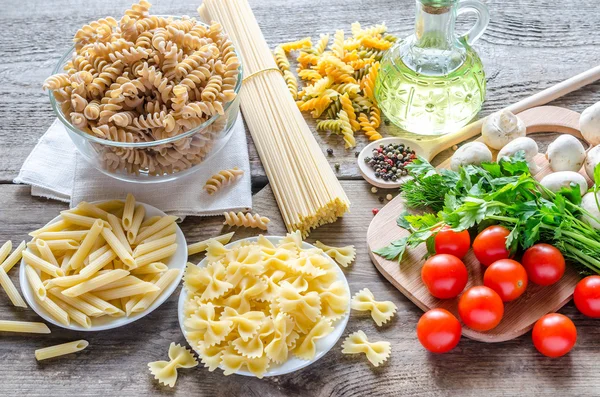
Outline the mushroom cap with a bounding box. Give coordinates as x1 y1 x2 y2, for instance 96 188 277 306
450 141 492 171
581 191 600 230
585 145 600 181
539 171 588 196
580 101 600 146
482 110 526 150
498 137 540 174
546 134 586 172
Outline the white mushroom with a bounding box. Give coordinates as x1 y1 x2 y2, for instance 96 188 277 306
585 145 600 181
497 137 540 174
580 101 600 146
581 191 600 230
450 142 492 171
482 110 526 150
545 135 586 172
539 171 588 196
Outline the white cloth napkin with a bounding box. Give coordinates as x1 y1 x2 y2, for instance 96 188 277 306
15 116 252 217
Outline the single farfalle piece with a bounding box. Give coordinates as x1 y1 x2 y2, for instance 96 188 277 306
265 313 298 363
223 211 270 230
203 167 244 195
148 342 198 387
350 288 397 326
220 345 271 378
319 280 349 320
184 302 234 346
276 281 322 333
341 330 390 367
293 317 334 360
231 318 274 358
314 241 356 267
221 307 266 342
184 261 233 301
278 231 303 252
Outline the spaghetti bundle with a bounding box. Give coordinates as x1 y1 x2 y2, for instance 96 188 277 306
198 0 350 236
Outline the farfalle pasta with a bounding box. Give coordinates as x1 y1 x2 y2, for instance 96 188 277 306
341 330 391 367
148 342 198 387
351 288 397 326
314 241 356 267
182 232 349 378
43 1 240 177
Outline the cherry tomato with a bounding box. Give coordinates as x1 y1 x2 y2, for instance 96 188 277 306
521 243 565 286
472 225 511 267
416 308 462 353
421 254 468 299
434 226 471 259
532 313 577 357
458 286 504 331
483 259 528 302
573 276 600 318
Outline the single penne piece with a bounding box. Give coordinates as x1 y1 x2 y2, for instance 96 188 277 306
53 299 92 329
94 282 160 301
96 199 125 213
22 251 64 278
133 234 176 258
1 241 26 273
0 320 50 334
89 236 106 257
0 241 12 264
127 205 146 244
126 274 162 316
60 212 111 230
44 239 80 251
0 267 27 307
122 193 136 230
141 223 177 244
67 219 105 270
25 264 47 301
73 201 109 221
29 219 69 237
131 268 180 313
35 340 89 361
60 252 73 274
79 292 124 317
187 232 235 255
101 228 135 269
93 275 144 292
44 274 88 289
36 230 88 241
107 213 132 254
88 244 111 263
36 295 70 326
79 249 117 278
61 269 129 297
35 239 59 267
131 262 168 275
134 243 177 268
48 288 103 317
141 215 162 228
134 216 178 245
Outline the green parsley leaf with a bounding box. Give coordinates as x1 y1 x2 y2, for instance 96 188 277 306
373 237 408 263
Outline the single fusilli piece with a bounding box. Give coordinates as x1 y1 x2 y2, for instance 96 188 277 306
283 70 298 100
273 46 290 72
337 110 356 149
280 37 312 52
315 34 330 55
331 30 345 59
358 113 382 141
203 167 244 195
339 93 360 131
223 212 270 230
361 62 379 103
316 119 342 133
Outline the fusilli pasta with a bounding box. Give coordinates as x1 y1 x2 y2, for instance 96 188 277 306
203 167 244 195
222 212 270 230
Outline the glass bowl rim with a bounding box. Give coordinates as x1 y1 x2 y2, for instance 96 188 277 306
49 19 243 149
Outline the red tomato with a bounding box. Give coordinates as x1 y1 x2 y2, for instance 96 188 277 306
421 254 468 299
574 276 600 318
472 225 511 267
434 226 471 259
521 243 565 286
483 259 528 302
417 308 462 353
532 313 577 357
458 286 504 331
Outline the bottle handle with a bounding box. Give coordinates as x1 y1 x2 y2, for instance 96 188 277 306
457 0 490 46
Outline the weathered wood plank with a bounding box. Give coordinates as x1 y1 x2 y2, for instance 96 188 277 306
0 182 599 396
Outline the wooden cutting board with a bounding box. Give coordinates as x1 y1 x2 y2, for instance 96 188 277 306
367 106 589 343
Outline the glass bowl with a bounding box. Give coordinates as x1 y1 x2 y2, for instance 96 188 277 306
49 30 242 184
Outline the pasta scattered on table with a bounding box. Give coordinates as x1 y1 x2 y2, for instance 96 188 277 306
314 241 356 267
222 211 270 230
341 330 391 367
351 288 397 326
148 342 198 387
35 340 89 361
203 167 244 195
182 232 349 378
0 320 51 334
0 240 28 308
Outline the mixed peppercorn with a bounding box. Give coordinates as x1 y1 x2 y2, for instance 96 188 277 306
364 143 416 181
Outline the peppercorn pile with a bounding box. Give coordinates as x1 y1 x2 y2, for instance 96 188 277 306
364 143 416 181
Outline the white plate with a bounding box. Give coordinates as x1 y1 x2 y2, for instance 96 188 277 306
20 201 188 332
178 236 350 377
357 137 424 189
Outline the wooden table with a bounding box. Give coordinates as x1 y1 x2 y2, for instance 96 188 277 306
1 0 599 395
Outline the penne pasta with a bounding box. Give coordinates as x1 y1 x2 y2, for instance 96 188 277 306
73 201 109 221
0 241 12 263
134 216 178 244
60 212 111 230
29 219 70 237
25 264 47 301
131 269 180 313
67 219 105 270
122 193 136 230
23 251 64 278
35 340 89 361
127 205 146 244
79 248 117 278
44 239 80 251
48 288 103 317
107 213 132 254
79 293 124 317
35 230 88 241
1 241 26 273
54 299 92 328
60 252 73 273
62 269 129 297
0 267 27 307
101 228 135 269
96 199 125 213
94 282 160 301
134 243 177 268
187 232 235 256
45 273 96 289
93 275 144 291
131 262 168 275
141 216 162 228
133 234 176 258
36 239 59 266
141 223 177 244
0 320 50 334
36 295 70 326
89 236 106 256
88 244 111 263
